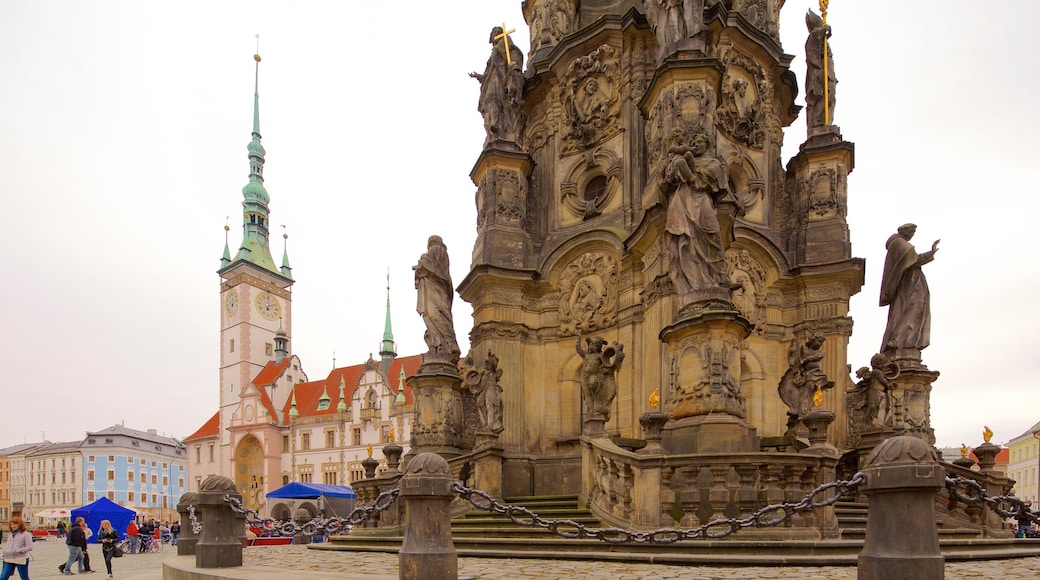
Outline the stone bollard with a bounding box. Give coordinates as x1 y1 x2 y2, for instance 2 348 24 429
175 491 200 556
194 475 246 568
858 436 945 580
399 452 457 580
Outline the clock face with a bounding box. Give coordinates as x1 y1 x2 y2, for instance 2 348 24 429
254 292 281 321
224 290 238 317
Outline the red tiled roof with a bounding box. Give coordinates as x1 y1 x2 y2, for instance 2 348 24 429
184 412 219 441
280 354 421 420
251 358 293 418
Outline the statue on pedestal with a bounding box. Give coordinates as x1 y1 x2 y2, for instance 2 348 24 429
778 333 834 429
804 9 837 131
470 26 525 147
661 126 731 308
644 0 708 62
464 350 504 433
879 224 939 361
414 235 461 364
576 335 625 421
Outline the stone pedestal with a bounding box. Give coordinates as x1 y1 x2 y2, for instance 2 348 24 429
858 436 944 580
661 413 758 454
194 476 245 569
383 443 403 473
407 362 466 458
175 492 199 556
469 147 533 269
787 133 854 267
399 453 458 580
801 410 838 458
638 410 668 455
473 445 504 499
362 456 379 479
973 441 999 473
888 366 939 445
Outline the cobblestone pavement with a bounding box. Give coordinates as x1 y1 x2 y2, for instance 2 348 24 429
23 539 1040 579
22 537 170 579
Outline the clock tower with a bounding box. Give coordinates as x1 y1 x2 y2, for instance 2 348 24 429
216 51 294 449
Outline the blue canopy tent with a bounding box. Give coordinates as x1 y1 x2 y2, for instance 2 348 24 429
266 482 356 519
71 496 136 543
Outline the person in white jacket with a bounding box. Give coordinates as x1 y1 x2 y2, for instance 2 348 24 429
0 516 33 580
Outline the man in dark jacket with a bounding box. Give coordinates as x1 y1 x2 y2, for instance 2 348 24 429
62 517 87 575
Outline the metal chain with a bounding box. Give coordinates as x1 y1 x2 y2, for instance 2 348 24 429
452 472 865 544
187 505 202 534
223 486 400 537
946 476 1040 523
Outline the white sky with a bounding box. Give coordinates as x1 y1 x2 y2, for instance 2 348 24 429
2 1 1037 451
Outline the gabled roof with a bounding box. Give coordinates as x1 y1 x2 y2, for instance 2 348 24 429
184 412 220 442
250 358 293 418
280 354 421 421
0 442 49 456
85 424 180 448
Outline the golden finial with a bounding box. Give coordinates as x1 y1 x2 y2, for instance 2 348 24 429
388 427 395 443
367 444 373 458
813 384 824 408
494 23 516 66
648 387 660 410
819 0 831 126
960 444 970 458
983 426 993 443
254 34 261 62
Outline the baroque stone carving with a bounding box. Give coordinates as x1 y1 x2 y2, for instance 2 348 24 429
561 45 621 154
469 321 530 344
880 224 939 364
668 333 745 418
716 52 767 149
476 169 528 227
646 83 716 175
805 9 837 131
558 252 618 336
576 335 625 422
726 249 765 329
644 0 708 63
804 164 846 218
732 0 777 39
463 350 505 433
414 235 461 364
777 333 835 429
471 27 525 147
528 0 575 57
847 353 900 441
559 149 623 220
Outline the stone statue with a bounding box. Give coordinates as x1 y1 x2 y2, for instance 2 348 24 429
879 224 939 360
804 9 837 131
470 26 525 147
851 353 899 428
644 0 707 62
464 350 504 433
414 235 461 364
778 333 835 426
661 126 730 308
575 335 625 421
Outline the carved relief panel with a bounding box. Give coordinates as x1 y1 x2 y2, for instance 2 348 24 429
560 45 622 155
731 0 781 41
476 168 528 228
527 0 576 57
645 82 717 176
803 162 848 221
726 249 766 332
557 251 618 336
716 49 769 150
559 148 623 225
666 328 746 419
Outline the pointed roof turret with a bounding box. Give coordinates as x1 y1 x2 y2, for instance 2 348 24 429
217 44 292 284
288 391 299 418
280 225 292 278
336 377 348 412
221 223 231 268
379 271 396 358
395 366 406 405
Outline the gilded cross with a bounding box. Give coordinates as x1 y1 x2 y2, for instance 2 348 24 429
494 22 516 66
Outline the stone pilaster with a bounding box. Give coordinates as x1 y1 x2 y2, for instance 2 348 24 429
407 362 466 459
470 147 533 269
786 132 854 267
889 366 939 445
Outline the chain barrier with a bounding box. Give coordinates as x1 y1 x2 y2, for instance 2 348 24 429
946 476 1040 523
222 486 400 537
452 472 865 544
187 505 203 534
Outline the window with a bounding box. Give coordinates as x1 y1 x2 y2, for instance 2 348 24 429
87 456 94 462
282 435 289 452
195 446 201 464
352 428 361 446
162 462 168 468
128 491 135 502
140 472 146 483
300 433 310 451
265 343 273 356
326 431 336 448
381 425 390 443
107 491 115 500
323 472 337 484
71 471 75 483
208 443 214 462
163 475 168 486
128 470 134 482
107 469 115 481
152 474 157 485
87 491 95 502
87 469 94 481
140 458 145 465
230 339 235 353
151 461 156 467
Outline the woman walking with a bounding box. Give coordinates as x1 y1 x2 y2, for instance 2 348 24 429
97 520 120 579
0 516 33 580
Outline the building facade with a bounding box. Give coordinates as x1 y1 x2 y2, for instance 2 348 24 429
25 441 82 527
0 443 45 524
1007 421 1040 504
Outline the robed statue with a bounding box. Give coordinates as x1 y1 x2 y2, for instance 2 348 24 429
576 335 625 423
804 9 837 131
470 26 525 146
414 235 461 364
880 224 939 361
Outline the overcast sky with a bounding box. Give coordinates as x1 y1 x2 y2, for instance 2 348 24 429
2 1 1037 451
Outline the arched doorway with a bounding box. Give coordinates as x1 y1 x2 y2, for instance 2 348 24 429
235 435 265 513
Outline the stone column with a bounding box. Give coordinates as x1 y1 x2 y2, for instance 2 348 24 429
469 148 533 269
399 453 457 580
383 443 404 473
889 367 939 445
194 475 246 569
858 436 944 580
175 491 199 556
362 455 379 479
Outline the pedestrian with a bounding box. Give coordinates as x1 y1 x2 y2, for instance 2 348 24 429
57 520 67 538
0 516 33 580
97 520 119 580
82 522 95 573
125 520 139 555
169 521 180 546
62 517 87 575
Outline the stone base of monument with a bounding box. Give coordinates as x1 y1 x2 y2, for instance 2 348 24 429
661 413 758 455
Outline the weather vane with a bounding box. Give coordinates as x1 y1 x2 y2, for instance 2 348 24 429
254 33 261 62
495 23 516 66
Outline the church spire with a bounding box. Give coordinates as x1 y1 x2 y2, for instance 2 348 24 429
219 40 290 282
379 271 397 376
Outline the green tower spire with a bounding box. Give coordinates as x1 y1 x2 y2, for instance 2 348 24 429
219 46 289 281
336 377 347 412
395 367 406 405
289 391 299 418
379 271 396 359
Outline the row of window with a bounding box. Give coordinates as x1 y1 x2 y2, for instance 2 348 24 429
85 455 180 469
85 490 171 507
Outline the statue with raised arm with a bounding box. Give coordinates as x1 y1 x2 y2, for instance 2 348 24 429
414 235 461 364
879 224 939 360
576 335 625 422
470 26 525 147
804 8 837 131
661 126 731 308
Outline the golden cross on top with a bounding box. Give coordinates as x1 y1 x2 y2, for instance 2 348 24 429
494 22 516 66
